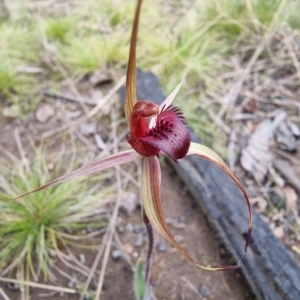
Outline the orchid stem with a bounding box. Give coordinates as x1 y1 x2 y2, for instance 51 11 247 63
143 210 153 285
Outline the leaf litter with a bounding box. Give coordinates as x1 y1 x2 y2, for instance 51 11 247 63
208 26 300 259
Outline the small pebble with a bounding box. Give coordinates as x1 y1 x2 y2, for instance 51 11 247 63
174 235 183 243
171 222 186 229
122 243 134 255
132 251 139 258
117 225 124 234
273 226 284 239
111 249 122 261
133 224 144 234
67 274 77 288
80 122 97 136
199 285 210 297
157 240 168 253
91 278 108 290
218 244 228 259
178 215 187 223
35 104 55 123
179 293 186 300
178 210 191 223
135 232 144 247
79 253 86 264
125 223 134 232
67 110 81 119
7 282 20 291
101 133 109 143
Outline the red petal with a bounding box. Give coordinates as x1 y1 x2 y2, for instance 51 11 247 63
140 106 191 162
126 135 160 157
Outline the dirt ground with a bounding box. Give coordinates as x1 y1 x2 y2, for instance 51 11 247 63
0 113 254 299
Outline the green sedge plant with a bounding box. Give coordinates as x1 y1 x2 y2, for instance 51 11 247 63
0 149 113 280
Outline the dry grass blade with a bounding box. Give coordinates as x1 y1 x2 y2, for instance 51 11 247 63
41 76 125 139
219 0 288 118
0 287 10 300
94 167 122 299
37 16 90 115
283 31 300 83
0 277 76 294
181 276 201 298
78 232 108 300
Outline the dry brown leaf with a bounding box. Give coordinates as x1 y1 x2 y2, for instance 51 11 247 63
122 243 134 255
89 70 113 87
242 98 257 113
241 111 287 182
268 166 285 188
271 210 285 222
119 192 140 216
250 197 268 213
272 226 284 239
274 159 300 191
90 89 112 115
276 121 298 151
227 130 239 171
273 186 285 199
94 134 107 150
284 186 298 215
35 104 55 123
80 122 97 136
292 245 300 255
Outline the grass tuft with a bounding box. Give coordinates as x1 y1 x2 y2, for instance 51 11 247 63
0 149 114 279
45 17 77 43
0 66 15 95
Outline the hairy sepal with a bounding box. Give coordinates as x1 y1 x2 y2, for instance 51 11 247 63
141 156 237 271
188 142 253 252
15 150 140 200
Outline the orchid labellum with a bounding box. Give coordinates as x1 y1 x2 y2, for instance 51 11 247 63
17 0 252 281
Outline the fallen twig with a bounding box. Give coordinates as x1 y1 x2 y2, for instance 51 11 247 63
0 277 77 294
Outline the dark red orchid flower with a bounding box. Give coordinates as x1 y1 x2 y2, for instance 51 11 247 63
127 101 190 161
17 0 252 281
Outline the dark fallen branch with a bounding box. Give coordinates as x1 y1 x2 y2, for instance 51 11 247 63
120 69 300 300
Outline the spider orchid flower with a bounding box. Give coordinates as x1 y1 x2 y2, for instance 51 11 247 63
17 0 252 281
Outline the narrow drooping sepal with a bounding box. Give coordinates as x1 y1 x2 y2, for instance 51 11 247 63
128 104 191 162
187 142 253 252
141 156 236 271
15 150 141 200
